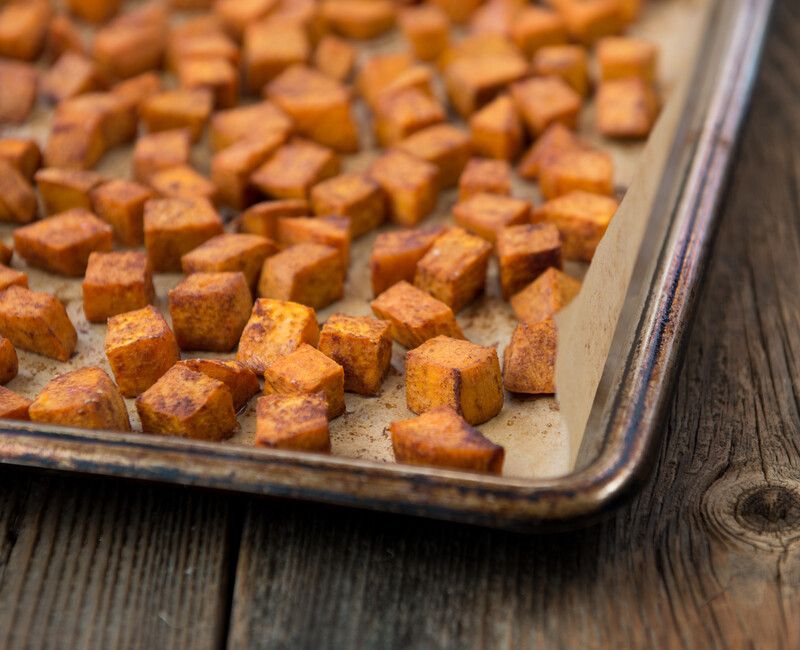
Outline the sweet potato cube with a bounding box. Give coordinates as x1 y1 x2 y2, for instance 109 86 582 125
105 305 179 397
539 148 614 199
596 78 659 139
395 124 471 189
244 20 309 94
0 338 18 384
176 359 259 411
169 272 253 352
459 158 511 201
45 14 85 62
511 76 582 138
430 0 481 23
35 168 106 216
82 251 154 323
148 165 219 204
90 179 154 246
263 343 344 418
0 60 37 124
406 336 504 425
369 225 446 297
258 243 344 310
111 71 163 113
399 5 449 62
167 30 239 73
319 314 392 396
321 0 395 39
251 139 340 200
14 209 112 277
510 6 566 57
211 101 292 153
211 135 284 210
132 129 192 184
276 216 351 268
517 123 584 180
136 365 237 441
440 32 522 71
597 36 657 83
0 386 31 420
391 406 504 473
356 51 412 108
58 91 139 150
43 110 106 170
313 34 355 82
182 233 277 290
453 193 530 243
215 0 278 41
0 138 41 180
0 286 77 362
368 150 439 227
532 190 618 262
559 0 622 45
40 53 101 104
0 159 36 224
255 393 329 451
497 224 562 298
141 89 213 143
414 227 492 312
92 4 168 80
469 95 524 161
239 199 310 239
0 0 52 61
143 198 224 273
374 88 445 147
532 44 589 96
177 57 239 109
236 298 320 374
376 65 438 113
503 320 556 394
0 265 28 292
311 174 385 238
511 267 581 323
67 0 121 24
444 53 528 117
0 243 11 267
371 281 463 349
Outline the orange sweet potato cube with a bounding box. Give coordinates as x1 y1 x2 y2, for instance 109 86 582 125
177 57 239 109
136 364 238 441
371 281 463 349
14 209 113 277
255 393 330 451
430 0 481 23
0 286 77 362
406 336 504 425
141 89 213 143
215 0 278 41
0 0 52 61
356 51 412 108
0 60 37 124
459 157 511 201
311 173 385 238
239 199 310 239
469 94 524 161
0 265 28 292
318 314 392 396
510 266 581 323
82 251 154 323
559 0 622 45
211 101 292 153
391 406 504 474
374 88 446 147
375 66 437 105
176 359 259 411
56 92 139 151
453 193 530 243
67 0 121 24
211 135 284 210
148 165 219 204
251 139 340 200
503 320 556 394
237 298 320 374
0 159 36 224
0 337 18 384
596 78 659 139
35 167 106 216
90 179 155 246
414 227 492 312
111 71 163 113
539 147 614 199
511 76 582 137
0 386 31 420
258 243 344 310
395 124 471 189
182 233 277 290
0 138 41 181
509 6 566 57
0 243 11 267
276 216 351 267
321 0 395 39
244 19 309 93
43 109 106 170
167 29 239 73
440 32 522 71
369 224 446 297
105 305 179 397
368 150 439 227
496 223 562 298
517 123 584 180
597 35 656 82
132 129 192 183
444 53 528 117
313 34 355 82
143 198 224 272
45 14 85 61
169 272 253 352
40 52 101 104
399 4 449 62
532 44 589 96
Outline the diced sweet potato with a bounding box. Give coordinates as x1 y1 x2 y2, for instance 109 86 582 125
0 138 41 181
414 227 492 312
40 52 102 104
105 305 179 397
496 224 562 298
45 14 85 62
391 406 504 473
368 150 439 227
251 139 340 200
258 243 344 310
148 165 219 204
167 30 239 73
511 76 582 138
0 386 31 420
597 36 657 83
270 1 327 45
82 251 154 323
111 71 163 113
503 320 556 394
60 90 140 150
517 122 585 180
136 364 237 441
176 359 259 411
255 393 330 451
0 60 37 124
532 190 618 261
406 335 504 425
244 19 309 93
143 198 224 272
0 0 52 61
510 267 581 323
215 0 278 41
0 159 36 224
369 224 446 297
596 78 659 139
237 298 320 374
90 179 155 246
211 101 292 152
532 44 589 96
319 314 392 396
311 173 385 238
430 0 481 23
469 94 524 161
132 129 192 184
14 209 113 277
0 265 28 291
399 5 449 61
0 337 18 384
211 134 285 210
182 233 277 291
453 193 531 243
509 6 566 57
43 109 106 170
321 0 395 39
141 89 213 143
459 157 511 201
177 56 239 109
35 167 106 215
276 216 350 267
67 0 121 24
356 51 412 108
0 243 11 266
92 3 168 80
558 0 622 45
444 52 528 117
374 88 445 147
313 34 355 82
395 123 472 189
0 286 77 362
539 147 614 199
239 199 310 239
371 281 463 349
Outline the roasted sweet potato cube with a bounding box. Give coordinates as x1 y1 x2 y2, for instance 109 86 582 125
511 76 582 138
510 6 566 57
276 216 351 267
211 135 284 210
263 343 344 418
35 168 105 216
321 0 395 39
40 53 101 104
371 281 463 349
559 0 622 45
105 305 179 397
0 0 52 61
136 364 237 441
211 101 292 153
239 199 310 239
111 71 163 113
67 0 121 24
215 0 278 41
57 91 139 150
510 266 581 323
469 94 524 162
311 174 384 238
148 165 219 204
0 337 17 384
167 30 239 73
517 123 584 180
177 57 239 109
539 148 614 199
395 124 471 189
14 209 112 277
406 336 504 425
430 0 481 23
369 225 446 297
0 286 77 362
596 78 659 139
459 158 511 201
440 31 523 70
132 129 192 184
0 138 41 181
43 109 106 170
0 243 11 267
255 393 329 451
319 314 392 396
444 53 528 117
237 298 320 374
141 89 213 143
82 251 154 323
368 150 439 227
92 4 168 80
414 227 492 312
356 51 412 108
0 60 37 124
182 233 277 290
374 88 446 147
251 139 340 200
597 36 657 83
90 179 154 246
399 5 449 62
0 386 31 420
0 159 36 224
453 193 530 243
258 243 344 310
532 190 618 262
270 0 327 45
391 406 504 473
532 44 589 96
143 198 224 272
496 224 562 298
313 34 355 82
45 14 85 62
244 20 309 94
176 359 259 411
0 265 28 291
169 272 253 352
503 320 556 394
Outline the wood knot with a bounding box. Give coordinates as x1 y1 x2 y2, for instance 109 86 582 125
736 486 800 534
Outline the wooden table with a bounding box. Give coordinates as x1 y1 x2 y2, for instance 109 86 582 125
1 3 799 648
